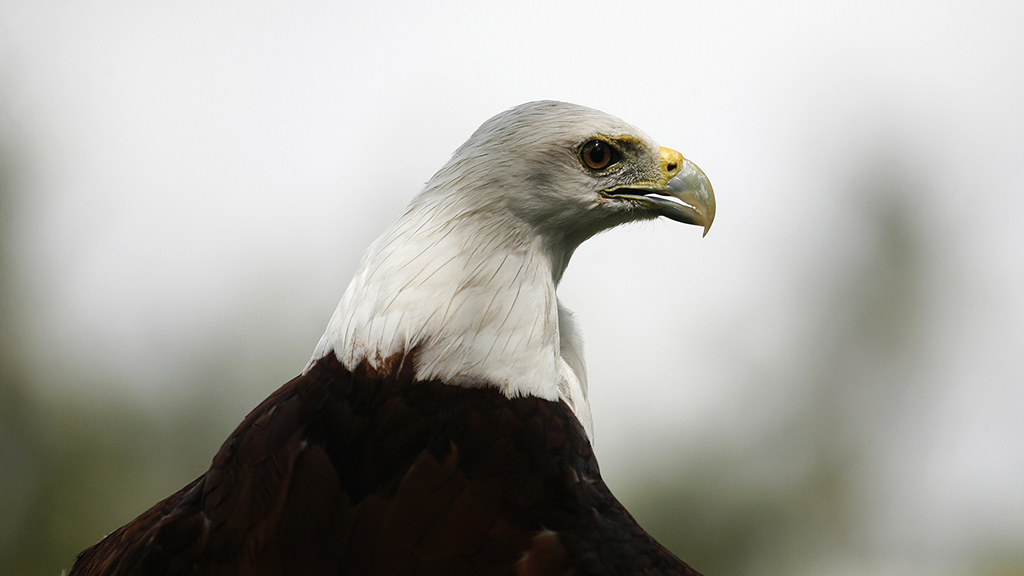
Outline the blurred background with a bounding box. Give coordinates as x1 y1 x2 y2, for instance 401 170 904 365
1 1 1022 574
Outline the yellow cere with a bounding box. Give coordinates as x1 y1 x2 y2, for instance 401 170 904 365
659 147 685 184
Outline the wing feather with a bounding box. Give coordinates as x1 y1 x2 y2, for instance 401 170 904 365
70 355 701 576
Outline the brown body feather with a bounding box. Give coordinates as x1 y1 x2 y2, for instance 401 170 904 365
69 355 701 576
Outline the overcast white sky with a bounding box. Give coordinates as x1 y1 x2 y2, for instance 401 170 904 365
2 1 1022 572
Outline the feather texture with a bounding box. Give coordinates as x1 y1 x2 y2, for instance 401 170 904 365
70 355 701 576
70 101 715 575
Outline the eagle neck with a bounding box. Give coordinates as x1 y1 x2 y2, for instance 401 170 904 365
311 201 588 430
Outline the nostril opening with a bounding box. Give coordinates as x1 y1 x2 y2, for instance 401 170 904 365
666 162 677 172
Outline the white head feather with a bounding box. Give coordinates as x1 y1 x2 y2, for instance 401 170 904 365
311 101 714 440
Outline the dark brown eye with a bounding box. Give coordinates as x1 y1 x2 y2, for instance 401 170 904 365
580 140 620 171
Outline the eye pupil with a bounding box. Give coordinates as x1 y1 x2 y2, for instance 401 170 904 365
581 140 618 170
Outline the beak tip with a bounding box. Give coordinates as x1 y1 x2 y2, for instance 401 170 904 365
701 194 716 237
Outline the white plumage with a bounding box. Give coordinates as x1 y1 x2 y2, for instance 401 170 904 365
70 101 716 576
312 101 714 438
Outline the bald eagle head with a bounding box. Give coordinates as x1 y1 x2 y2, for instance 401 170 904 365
313 101 714 437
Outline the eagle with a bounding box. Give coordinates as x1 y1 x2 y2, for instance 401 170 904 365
69 100 716 576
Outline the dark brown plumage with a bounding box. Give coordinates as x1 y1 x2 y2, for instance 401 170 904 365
69 101 716 575
69 354 701 576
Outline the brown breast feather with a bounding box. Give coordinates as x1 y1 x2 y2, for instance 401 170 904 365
68 354 702 576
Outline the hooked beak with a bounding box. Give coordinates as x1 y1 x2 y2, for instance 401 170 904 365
602 147 715 236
